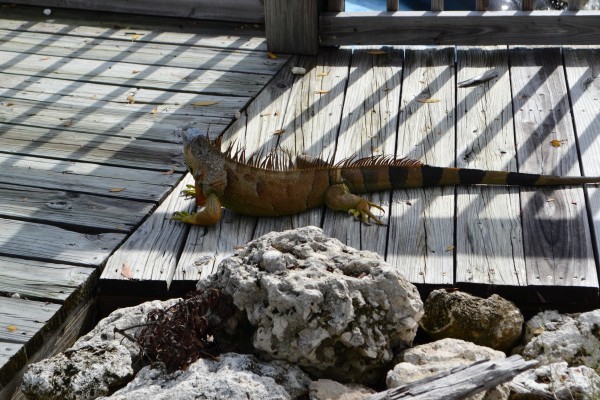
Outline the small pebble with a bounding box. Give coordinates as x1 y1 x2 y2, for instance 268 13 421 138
43 8 52 16
291 67 307 75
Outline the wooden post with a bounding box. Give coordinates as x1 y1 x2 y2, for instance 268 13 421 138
265 0 320 55
328 0 345 11
476 0 489 11
431 0 444 11
387 0 399 11
568 0 581 10
523 0 535 10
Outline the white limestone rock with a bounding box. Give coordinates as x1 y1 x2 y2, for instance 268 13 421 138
522 309 600 368
309 379 375 400
197 226 424 384
100 352 311 400
386 338 510 400
510 362 600 399
21 342 133 400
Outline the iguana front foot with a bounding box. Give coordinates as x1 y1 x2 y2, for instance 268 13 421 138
172 193 222 226
324 183 386 225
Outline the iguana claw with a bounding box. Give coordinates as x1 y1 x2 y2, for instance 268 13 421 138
171 210 197 224
348 201 386 226
181 184 196 197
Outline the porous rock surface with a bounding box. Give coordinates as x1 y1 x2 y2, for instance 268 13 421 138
510 362 600 400
99 352 311 400
521 309 600 369
419 290 523 352
21 299 179 400
198 226 424 384
309 379 375 400
386 338 509 400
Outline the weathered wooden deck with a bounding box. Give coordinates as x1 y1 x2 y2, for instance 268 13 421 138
1 3 600 399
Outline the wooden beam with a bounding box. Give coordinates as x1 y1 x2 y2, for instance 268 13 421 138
320 11 600 46
476 0 489 11
431 0 444 11
523 0 535 10
265 0 319 55
328 0 345 12
387 0 399 11
568 0 581 10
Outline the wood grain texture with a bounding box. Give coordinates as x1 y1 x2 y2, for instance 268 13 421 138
100 174 196 290
563 46 600 283
0 123 184 171
0 28 287 75
387 47 455 285
320 11 600 46
0 256 93 303
0 183 152 233
6 0 265 23
322 47 402 253
265 0 319 55
431 0 444 11
0 218 125 266
455 47 527 287
0 154 181 203
509 47 598 300
0 50 271 97
0 5 268 50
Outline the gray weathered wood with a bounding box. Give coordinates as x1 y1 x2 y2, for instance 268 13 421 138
100 174 196 290
563 46 600 287
0 297 61 388
431 0 444 11
322 47 401 253
369 355 537 400
476 0 489 10
0 218 125 266
7 0 265 23
0 50 271 97
0 28 287 75
0 256 94 303
0 154 181 202
0 123 184 171
320 11 600 46
387 47 455 285
0 183 152 233
523 0 535 10
328 0 345 12
568 0 582 10
265 0 319 55
455 47 527 288
510 47 598 302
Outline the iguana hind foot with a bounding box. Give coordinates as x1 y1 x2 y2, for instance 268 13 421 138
172 193 222 225
325 183 386 225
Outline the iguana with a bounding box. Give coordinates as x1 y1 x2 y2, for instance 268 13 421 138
172 128 600 226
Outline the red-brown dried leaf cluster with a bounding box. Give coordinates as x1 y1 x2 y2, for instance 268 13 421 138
136 289 235 372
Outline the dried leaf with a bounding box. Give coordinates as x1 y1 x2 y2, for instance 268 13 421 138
550 139 562 148
367 50 387 55
121 263 133 280
161 169 175 175
6 102 14 107
6 325 17 332
151 106 158 115
272 129 286 135
267 51 278 59
109 187 126 192
260 112 272 117
416 98 441 103
132 69 141 74
191 100 220 107
317 72 329 77
127 95 135 104
40 56 49 61
130 34 143 41
315 90 330 95
445 245 455 252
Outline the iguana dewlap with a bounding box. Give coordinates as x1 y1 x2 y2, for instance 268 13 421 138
173 129 600 226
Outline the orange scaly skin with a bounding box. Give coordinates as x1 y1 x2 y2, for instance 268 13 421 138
172 131 600 226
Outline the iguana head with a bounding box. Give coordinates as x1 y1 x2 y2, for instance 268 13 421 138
182 128 227 196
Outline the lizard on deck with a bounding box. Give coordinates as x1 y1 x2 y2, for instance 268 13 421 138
172 128 600 226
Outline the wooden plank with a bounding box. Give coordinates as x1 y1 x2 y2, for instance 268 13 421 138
0 50 272 97
329 0 345 12
0 123 184 172
322 47 402 253
454 47 527 290
265 0 319 55
509 47 598 304
0 95 230 143
0 154 181 203
320 11 600 46
0 256 94 303
0 29 288 75
387 0 399 11
254 49 352 238
387 47 455 285
100 174 196 293
0 10 268 52
0 218 125 266
6 0 265 23
0 183 152 233
563 46 600 280
431 0 444 11
0 297 62 386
